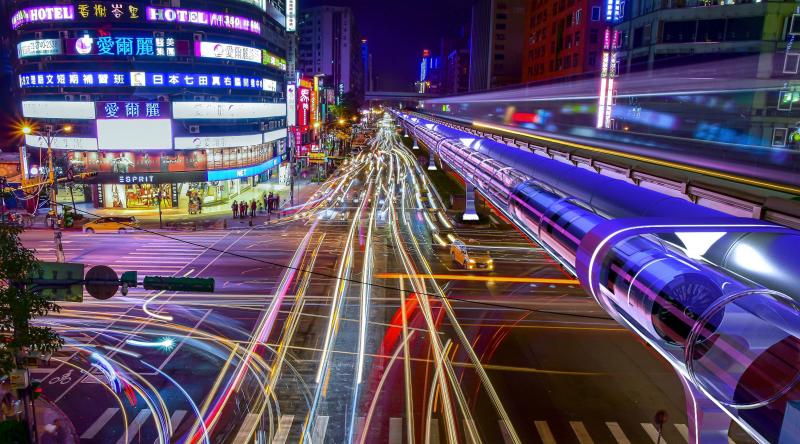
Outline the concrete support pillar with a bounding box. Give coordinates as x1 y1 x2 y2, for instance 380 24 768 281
678 374 732 444
462 182 479 222
412 138 419 150
427 153 437 171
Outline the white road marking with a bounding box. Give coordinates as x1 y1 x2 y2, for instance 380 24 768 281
116 409 151 444
570 421 595 444
606 422 631 444
389 417 403 444
80 407 119 439
641 423 668 444
535 421 557 444
311 415 329 443
232 413 261 443
271 414 294 444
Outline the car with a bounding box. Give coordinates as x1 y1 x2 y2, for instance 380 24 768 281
83 216 139 234
450 239 493 271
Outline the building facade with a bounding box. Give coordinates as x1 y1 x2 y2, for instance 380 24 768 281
469 0 526 91
361 39 373 93
614 0 800 148
11 0 290 211
297 5 363 101
522 0 607 83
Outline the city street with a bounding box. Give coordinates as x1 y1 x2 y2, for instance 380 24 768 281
19 117 755 443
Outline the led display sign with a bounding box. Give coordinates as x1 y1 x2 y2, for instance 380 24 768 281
17 39 62 58
195 41 261 64
263 128 287 143
65 34 188 57
146 7 261 35
263 79 278 92
20 72 272 91
22 101 96 119
207 155 283 181
96 101 168 119
75 3 142 20
262 51 287 70
11 6 74 29
172 102 286 119
286 83 296 127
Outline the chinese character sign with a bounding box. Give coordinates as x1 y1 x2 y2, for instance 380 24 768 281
65 34 186 57
297 87 310 127
146 7 261 35
96 101 167 119
20 71 272 91
195 41 261 64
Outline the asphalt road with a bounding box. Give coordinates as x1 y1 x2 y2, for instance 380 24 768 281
19 115 756 444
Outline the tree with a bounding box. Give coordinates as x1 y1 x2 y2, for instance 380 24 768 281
0 224 63 376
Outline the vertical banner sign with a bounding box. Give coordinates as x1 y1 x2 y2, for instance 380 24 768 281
287 83 296 127
597 1 622 129
297 85 310 128
286 0 296 32
310 77 319 130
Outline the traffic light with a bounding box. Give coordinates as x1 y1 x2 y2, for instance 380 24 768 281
29 380 42 400
143 276 214 292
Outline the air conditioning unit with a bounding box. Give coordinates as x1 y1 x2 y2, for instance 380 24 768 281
35 32 44 40
211 96 219 102
193 96 204 101
59 31 69 39
79 94 91 101
157 95 169 102
189 125 200 134
64 95 76 102
193 33 203 42
260 122 268 132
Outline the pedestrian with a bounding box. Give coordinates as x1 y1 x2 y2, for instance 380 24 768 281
240 201 247 218
263 194 269 213
1 393 16 421
250 199 257 218
274 194 280 212
268 192 274 212
232 200 238 218
197 198 202 214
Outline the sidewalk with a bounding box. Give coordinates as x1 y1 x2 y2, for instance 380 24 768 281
48 178 321 231
0 385 79 444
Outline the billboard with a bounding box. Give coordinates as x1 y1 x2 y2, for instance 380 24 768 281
96 119 173 150
174 133 263 150
17 39 62 58
262 51 287 70
172 102 286 119
64 34 189 57
68 150 207 174
25 135 97 151
96 101 169 119
22 101 95 119
195 41 261 64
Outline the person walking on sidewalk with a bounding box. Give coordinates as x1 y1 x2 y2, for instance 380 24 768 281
240 201 247 218
1 392 17 421
250 199 257 218
263 193 269 214
267 192 274 213
232 200 238 218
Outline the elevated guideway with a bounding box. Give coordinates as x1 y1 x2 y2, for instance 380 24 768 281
393 109 800 444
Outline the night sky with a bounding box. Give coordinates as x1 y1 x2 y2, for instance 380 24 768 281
300 0 474 92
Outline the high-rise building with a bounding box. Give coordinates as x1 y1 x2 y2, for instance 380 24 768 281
297 6 363 101
522 0 608 83
614 0 800 147
10 0 290 212
417 49 444 94
469 0 526 91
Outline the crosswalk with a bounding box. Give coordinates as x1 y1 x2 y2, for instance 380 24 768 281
77 408 748 443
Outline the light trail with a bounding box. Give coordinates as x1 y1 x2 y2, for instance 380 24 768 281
125 337 175 349
375 273 580 285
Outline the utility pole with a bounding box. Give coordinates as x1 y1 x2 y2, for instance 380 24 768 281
157 191 163 229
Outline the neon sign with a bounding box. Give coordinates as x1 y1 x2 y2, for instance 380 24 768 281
11 6 74 29
605 0 623 23
19 71 274 91
146 7 261 35
262 50 287 70
65 34 186 57
96 101 168 119
17 39 62 58
75 2 141 20
286 0 297 31
195 41 261 64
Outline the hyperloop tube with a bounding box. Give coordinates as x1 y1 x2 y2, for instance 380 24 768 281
403 113 800 307
395 112 800 436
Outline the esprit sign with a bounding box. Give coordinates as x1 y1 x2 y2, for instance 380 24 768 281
118 174 155 184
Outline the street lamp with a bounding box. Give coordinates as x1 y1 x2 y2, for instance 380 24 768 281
21 124 73 229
